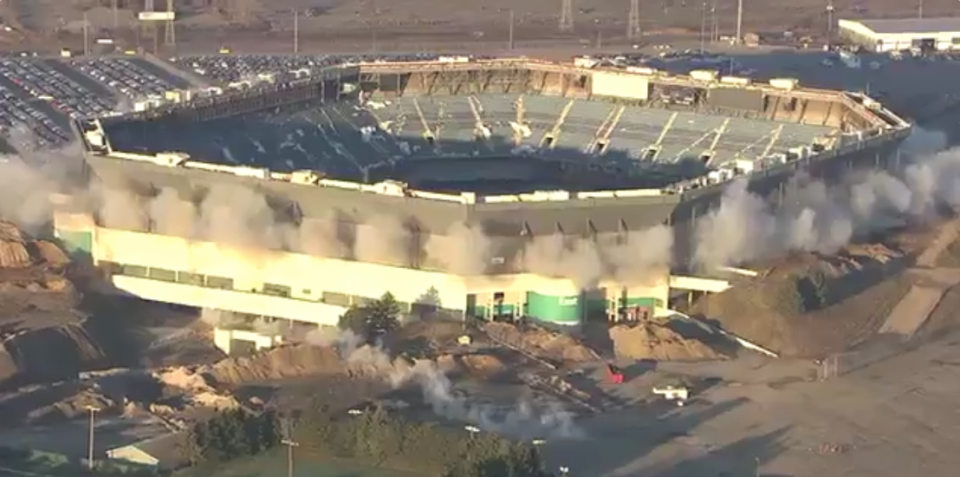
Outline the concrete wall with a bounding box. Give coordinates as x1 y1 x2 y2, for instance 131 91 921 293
212 327 284 354
78 224 672 327
111 275 348 325
93 227 470 314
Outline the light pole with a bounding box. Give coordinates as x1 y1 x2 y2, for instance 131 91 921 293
699 2 707 53
86 406 101 470
281 439 299 477
293 10 299 54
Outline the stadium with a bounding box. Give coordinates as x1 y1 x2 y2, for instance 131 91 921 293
55 57 911 340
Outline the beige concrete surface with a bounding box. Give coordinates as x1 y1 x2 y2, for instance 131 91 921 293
878 285 944 336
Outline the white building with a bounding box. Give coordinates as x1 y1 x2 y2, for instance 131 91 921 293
838 17 960 52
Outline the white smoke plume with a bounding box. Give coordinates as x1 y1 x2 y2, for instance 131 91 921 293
305 326 583 440
693 127 953 270
425 222 491 274
201 308 283 334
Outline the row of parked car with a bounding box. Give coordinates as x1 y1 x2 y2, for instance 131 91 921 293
0 83 70 151
0 58 117 120
69 57 182 100
171 53 442 84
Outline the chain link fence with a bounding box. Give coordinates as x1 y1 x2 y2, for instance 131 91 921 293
817 335 920 380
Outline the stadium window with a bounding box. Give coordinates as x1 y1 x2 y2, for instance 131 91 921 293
262 283 292 298
98 260 121 275
353 295 376 307
206 275 234 290
121 264 148 277
177 271 204 286
321 291 351 307
147 267 177 282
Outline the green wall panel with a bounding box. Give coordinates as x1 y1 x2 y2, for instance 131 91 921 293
526 292 581 325
56 229 92 258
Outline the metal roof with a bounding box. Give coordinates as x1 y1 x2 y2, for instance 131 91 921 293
852 17 960 35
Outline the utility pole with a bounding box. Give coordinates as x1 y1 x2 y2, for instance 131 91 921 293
83 12 90 56
699 2 707 53
293 10 299 54
826 0 835 43
559 0 573 32
627 0 641 41
281 439 299 477
112 0 118 29
711 0 719 42
735 0 744 44
508 9 515 51
164 0 176 47
86 406 101 470
918 0 924 19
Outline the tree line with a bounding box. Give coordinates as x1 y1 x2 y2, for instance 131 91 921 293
185 402 555 477
297 401 553 477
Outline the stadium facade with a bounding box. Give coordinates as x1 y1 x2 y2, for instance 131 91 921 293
57 57 910 334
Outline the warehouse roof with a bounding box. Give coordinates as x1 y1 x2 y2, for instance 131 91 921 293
846 17 960 35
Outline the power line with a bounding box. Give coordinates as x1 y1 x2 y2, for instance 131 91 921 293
559 0 573 32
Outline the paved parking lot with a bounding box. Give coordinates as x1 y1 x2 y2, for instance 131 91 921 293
69 57 189 101
0 71 71 151
0 58 116 120
171 53 440 84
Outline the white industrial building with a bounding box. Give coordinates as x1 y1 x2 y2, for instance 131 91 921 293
838 17 960 52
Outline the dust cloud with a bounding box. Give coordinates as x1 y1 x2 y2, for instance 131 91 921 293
5 124 953 282
692 127 952 270
306 327 582 440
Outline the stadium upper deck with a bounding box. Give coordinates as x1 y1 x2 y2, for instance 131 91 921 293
102 93 838 193
74 57 911 245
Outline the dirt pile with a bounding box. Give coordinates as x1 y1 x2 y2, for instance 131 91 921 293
201 344 345 385
692 241 918 357
609 321 729 361
155 367 239 409
0 324 105 383
0 222 70 270
483 322 599 364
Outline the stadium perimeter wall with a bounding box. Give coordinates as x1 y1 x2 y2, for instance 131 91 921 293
55 212 669 327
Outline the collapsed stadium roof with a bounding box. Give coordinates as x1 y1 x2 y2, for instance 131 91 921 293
73 57 911 262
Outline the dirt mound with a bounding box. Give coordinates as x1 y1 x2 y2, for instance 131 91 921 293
0 222 30 268
201 344 345 385
33 241 70 268
458 353 506 378
692 247 914 357
0 324 105 383
0 222 71 270
609 321 729 361
483 322 599 364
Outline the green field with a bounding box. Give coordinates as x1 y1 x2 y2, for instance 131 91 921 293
179 450 424 477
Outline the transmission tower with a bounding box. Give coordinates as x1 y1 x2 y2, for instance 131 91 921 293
164 0 176 46
627 0 640 40
559 0 573 32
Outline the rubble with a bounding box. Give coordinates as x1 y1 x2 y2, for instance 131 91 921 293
483 322 599 364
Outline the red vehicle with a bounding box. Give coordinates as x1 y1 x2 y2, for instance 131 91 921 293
607 363 624 384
